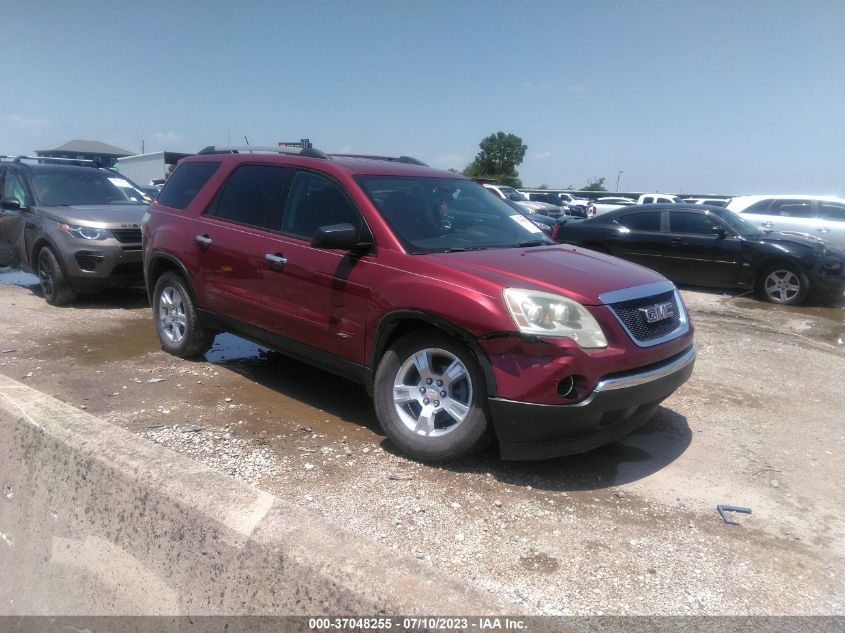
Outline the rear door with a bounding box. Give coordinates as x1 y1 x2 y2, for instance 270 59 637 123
815 201 845 249
196 163 292 329
611 209 671 273
262 169 373 364
743 198 816 236
665 210 742 286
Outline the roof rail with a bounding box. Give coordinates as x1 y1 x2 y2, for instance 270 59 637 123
0 155 99 167
329 154 429 166
197 145 328 159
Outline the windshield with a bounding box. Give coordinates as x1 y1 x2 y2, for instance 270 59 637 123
715 208 764 237
30 171 149 206
355 176 554 253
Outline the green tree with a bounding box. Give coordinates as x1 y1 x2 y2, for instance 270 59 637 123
463 132 527 187
582 177 607 192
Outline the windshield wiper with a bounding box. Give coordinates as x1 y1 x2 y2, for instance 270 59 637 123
514 240 548 248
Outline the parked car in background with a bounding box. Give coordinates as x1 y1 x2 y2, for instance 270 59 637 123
727 195 845 250
143 146 695 462
500 198 572 240
637 194 685 205
482 183 564 218
0 156 148 304
684 197 730 207
521 191 587 218
587 196 636 217
554 204 845 305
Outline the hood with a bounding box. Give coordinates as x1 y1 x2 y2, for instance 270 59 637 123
426 245 667 305
38 204 148 228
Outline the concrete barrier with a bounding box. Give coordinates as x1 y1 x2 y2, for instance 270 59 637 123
0 374 514 615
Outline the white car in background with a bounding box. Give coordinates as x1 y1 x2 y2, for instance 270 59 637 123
587 196 636 217
727 195 845 250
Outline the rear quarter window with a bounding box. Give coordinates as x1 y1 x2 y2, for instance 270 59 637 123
157 162 220 210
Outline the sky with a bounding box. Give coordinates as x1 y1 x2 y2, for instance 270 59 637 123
4 0 844 195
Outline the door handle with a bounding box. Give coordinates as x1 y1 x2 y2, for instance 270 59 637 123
265 253 288 265
817 227 830 234
195 234 212 246
761 221 773 228
671 238 684 246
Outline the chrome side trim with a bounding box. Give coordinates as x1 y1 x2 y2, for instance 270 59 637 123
489 346 696 410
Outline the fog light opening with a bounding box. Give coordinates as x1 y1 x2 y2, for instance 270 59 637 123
557 376 576 399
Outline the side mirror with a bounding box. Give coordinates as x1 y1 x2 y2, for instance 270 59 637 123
311 223 373 251
711 225 727 237
0 198 22 211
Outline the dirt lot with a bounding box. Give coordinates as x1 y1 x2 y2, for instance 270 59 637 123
1 267 843 616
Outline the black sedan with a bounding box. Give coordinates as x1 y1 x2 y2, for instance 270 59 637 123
554 204 845 305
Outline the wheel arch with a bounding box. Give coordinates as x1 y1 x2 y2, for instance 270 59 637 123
368 310 498 399
145 252 198 304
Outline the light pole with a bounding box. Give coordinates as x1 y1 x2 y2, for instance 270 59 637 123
616 170 623 192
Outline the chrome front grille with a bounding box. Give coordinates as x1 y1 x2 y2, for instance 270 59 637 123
599 282 689 347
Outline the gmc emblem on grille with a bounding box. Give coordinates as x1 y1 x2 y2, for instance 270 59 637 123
639 302 674 323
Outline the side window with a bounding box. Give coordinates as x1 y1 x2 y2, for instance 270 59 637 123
4 172 31 207
817 202 845 222
212 164 291 230
157 162 220 210
669 211 721 234
282 171 363 240
769 199 814 218
743 199 772 213
617 211 661 231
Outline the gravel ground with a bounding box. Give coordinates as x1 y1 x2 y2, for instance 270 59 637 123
1 268 843 615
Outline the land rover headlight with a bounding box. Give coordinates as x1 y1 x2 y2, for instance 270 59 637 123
59 223 110 240
503 288 607 348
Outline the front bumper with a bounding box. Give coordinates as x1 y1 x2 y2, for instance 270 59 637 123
59 242 144 290
489 345 696 460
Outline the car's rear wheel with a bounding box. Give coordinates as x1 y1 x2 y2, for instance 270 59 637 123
373 330 490 462
37 246 77 306
152 271 214 358
758 263 809 305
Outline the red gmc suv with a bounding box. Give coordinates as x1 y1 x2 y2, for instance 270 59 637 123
142 146 695 461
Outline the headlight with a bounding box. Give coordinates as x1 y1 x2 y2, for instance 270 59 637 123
503 288 607 348
59 223 110 240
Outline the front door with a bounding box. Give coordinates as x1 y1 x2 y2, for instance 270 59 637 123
664 210 742 286
0 169 29 267
261 170 373 365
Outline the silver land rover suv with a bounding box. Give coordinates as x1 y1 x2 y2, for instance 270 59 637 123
0 156 152 305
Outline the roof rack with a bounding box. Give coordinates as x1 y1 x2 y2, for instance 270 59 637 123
197 145 328 159
0 155 99 166
329 154 428 166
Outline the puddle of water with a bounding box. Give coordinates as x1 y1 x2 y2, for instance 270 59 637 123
0 267 39 287
204 333 268 363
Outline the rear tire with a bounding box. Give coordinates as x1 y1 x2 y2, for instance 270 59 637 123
152 271 214 358
37 246 77 306
373 330 490 462
757 263 809 305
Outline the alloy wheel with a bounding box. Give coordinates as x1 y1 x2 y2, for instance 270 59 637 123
392 347 473 437
158 285 188 344
764 269 801 303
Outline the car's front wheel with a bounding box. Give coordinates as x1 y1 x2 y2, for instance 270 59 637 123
152 271 214 358
37 246 77 306
373 330 490 462
758 263 809 305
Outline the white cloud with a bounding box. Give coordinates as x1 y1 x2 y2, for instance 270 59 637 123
151 131 184 146
531 151 552 160
0 114 52 132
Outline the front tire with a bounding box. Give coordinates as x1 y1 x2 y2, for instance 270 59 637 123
758 263 809 305
152 271 214 358
37 246 77 306
373 330 490 462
